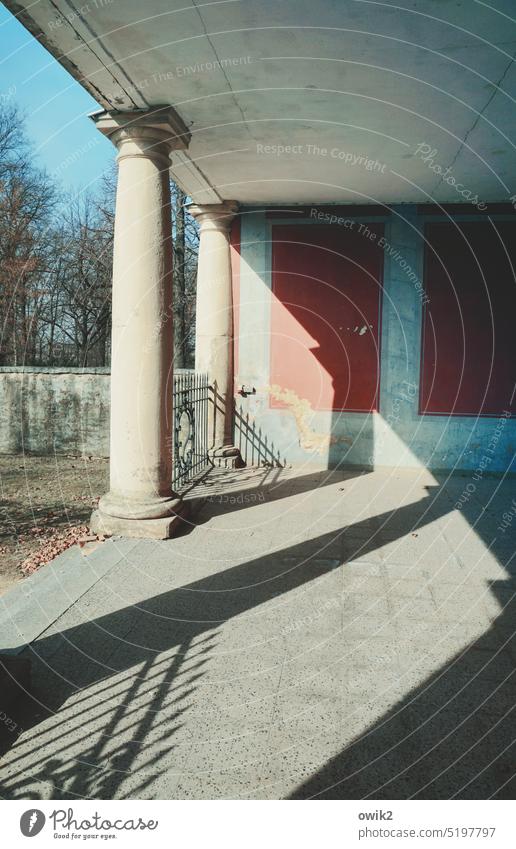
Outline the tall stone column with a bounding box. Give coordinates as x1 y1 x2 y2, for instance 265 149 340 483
90 107 190 539
189 202 242 464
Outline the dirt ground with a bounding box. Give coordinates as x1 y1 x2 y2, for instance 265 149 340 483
0 455 109 596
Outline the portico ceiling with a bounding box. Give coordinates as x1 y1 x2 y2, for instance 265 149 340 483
6 0 516 204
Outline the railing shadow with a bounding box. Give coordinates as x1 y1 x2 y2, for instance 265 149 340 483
1 476 514 799
234 404 286 467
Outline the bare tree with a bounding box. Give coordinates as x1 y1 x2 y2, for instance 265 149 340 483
48 192 113 366
0 105 57 364
0 102 199 368
171 183 198 369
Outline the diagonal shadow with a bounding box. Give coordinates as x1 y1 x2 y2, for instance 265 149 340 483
184 464 369 523
223 208 516 798
289 575 516 799
0 476 514 799
0 485 441 798
288 488 516 799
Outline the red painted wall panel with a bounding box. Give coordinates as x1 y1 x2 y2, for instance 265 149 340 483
421 221 516 417
270 224 384 412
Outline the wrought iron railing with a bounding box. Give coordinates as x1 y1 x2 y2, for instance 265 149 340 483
172 371 211 489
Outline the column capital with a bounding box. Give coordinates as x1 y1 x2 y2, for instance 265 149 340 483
188 200 239 233
91 106 190 167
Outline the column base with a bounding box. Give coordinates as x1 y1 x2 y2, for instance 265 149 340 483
210 445 245 469
90 503 189 540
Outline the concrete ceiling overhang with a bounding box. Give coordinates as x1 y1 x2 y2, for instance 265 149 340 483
6 0 516 205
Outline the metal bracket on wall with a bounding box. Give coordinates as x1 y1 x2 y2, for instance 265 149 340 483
238 385 256 397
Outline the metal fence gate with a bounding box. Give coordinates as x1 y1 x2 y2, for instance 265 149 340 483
172 371 211 489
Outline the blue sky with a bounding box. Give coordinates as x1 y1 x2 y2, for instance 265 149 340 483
0 4 115 192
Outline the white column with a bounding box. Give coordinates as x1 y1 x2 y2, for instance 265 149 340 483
91 108 190 538
189 202 242 463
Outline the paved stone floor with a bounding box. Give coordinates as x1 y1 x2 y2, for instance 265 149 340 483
0 466 515 799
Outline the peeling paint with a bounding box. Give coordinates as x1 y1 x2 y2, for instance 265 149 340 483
238 208 516 473
266 384 352 453
347 325 369 335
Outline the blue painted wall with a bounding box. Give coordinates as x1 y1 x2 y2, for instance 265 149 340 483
234 205 516 474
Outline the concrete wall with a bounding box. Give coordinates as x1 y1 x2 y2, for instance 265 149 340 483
234 205 516 474
0 368 110 456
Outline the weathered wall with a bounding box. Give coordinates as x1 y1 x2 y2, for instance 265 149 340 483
234 206 516 474
0 368 110 456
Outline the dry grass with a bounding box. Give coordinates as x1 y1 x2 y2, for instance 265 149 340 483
0 455 109 595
